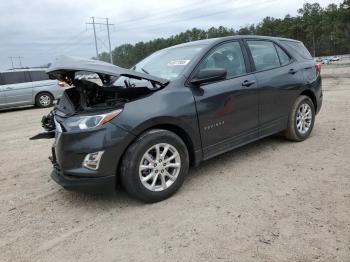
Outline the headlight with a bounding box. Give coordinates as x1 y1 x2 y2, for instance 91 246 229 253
64 109 122 131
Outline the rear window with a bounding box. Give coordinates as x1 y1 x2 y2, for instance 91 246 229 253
247 40 280 71
2 71 30 85
281 40 312 60
275 45 291 65
29 71 49 82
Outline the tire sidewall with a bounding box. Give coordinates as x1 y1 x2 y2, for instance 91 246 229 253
293 97 315 140
121 130 189 202
36 93 53 108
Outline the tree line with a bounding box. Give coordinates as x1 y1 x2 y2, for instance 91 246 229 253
98 1 350 68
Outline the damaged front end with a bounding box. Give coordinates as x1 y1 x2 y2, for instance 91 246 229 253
31 56 169 140
30 56 169 192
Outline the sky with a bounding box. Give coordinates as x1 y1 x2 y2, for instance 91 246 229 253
0 0 343 70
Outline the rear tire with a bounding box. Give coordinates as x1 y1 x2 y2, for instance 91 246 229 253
284 95 315 141
35 92 54 108
120 129 189 203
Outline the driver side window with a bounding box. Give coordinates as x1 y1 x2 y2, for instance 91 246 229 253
199 41 247 78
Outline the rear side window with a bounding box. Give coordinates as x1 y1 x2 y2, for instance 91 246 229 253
247 40 280 71
275 45 291 65
2 71 29 85
281 40 312 60
29 71 49 82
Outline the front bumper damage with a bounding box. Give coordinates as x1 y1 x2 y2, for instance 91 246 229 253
49 121 135 193
50 169 116 193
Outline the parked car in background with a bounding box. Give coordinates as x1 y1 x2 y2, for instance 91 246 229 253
35 35 322 202
322 58 331 65
0 69 65 109
316 57 323 62
331 56 340 61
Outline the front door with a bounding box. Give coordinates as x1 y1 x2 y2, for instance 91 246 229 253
191 41 259 159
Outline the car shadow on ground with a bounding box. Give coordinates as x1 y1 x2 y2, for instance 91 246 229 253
0 105 36 113
188 134 287 179
54 133 289 208
0 103 57 113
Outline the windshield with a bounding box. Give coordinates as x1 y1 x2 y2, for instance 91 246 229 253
133 45 205 80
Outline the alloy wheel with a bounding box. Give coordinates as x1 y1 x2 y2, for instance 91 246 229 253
296 103 312 134
139 143 181 192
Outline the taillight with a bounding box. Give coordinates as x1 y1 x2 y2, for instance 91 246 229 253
315 63 321 76
58 81 65 88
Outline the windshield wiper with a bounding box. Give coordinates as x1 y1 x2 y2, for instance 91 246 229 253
141 68 150 75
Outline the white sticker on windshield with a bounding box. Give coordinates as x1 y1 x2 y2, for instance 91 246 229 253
167 60 191 66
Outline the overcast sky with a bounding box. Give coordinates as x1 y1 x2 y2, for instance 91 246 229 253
0 0 342 70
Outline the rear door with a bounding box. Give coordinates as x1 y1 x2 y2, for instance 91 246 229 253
245 39 304 136
2 71 33 106
29 70 51 87
191 40 259 159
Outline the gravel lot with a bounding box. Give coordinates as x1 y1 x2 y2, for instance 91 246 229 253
1 63 349 262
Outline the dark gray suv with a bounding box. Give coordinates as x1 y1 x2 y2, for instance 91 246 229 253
34 36 322 202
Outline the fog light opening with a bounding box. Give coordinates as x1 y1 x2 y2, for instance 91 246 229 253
83 151 104 170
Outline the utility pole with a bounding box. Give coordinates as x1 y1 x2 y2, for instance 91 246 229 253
86 17 114 63
330 31 335 55
312 32 316 58
106 18 113 64
18 56 23 68
9 57 14 69
86 17 99 59
9 56 24 69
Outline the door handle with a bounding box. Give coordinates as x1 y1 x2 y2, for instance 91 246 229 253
6 87 13 90
289 68 298 74
242 80 255 87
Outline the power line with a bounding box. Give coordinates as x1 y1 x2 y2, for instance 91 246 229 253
116 0 276 33
8 56 23 69
112 0 230 28
86 17 114 63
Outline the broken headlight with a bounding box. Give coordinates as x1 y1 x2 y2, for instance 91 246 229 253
64 109 122 131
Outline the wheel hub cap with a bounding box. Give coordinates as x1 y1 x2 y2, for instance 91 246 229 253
296 103 312 134
39 95 50 106
139 143 181 192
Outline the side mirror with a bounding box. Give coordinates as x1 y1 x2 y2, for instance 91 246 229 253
190 68 227 86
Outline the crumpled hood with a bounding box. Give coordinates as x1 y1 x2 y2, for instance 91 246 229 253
46 55 169 86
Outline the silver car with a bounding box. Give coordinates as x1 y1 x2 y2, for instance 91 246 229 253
0 69 64 109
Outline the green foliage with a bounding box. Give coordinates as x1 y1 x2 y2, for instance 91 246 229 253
99 1 350 67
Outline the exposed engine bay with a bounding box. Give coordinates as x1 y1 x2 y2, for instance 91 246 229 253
30 56 169 139
40 78 161 132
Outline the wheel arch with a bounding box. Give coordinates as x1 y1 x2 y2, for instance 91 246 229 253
144 123 197 166
117 120 201 178
34 91 54 104
300 89 317 112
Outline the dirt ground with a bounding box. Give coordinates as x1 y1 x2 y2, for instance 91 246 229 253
0 62 349 262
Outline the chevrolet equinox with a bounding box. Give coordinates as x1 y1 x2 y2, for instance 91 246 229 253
33 36 322 202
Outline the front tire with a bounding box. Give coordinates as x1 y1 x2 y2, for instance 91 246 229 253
120 129 189 203
284 95 315 141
